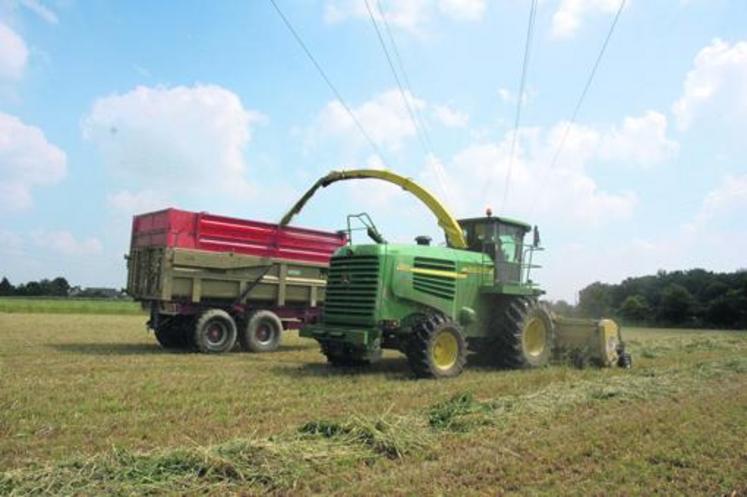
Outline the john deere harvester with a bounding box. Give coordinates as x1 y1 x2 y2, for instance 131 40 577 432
283 169 630 378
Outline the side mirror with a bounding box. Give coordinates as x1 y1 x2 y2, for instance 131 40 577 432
533 226 541 247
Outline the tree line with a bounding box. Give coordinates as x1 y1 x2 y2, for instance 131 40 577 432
552 269 747 329
0 277 125 298
0 277 71 297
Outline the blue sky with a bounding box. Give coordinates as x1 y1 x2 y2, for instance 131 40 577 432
1 0 746 302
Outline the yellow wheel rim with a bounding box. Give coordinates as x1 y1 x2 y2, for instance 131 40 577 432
522 317 547 357
432 330 459 370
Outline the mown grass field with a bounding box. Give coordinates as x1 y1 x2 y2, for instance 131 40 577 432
0 297 142 315
0 312 745 496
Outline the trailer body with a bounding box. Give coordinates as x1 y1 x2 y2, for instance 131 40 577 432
126 208 346 352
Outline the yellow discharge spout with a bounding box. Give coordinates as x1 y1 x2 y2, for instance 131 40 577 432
279 169 467 249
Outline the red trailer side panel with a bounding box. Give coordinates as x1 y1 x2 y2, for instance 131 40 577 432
131 208 346 265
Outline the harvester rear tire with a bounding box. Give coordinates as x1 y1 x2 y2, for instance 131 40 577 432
239 310 283 353
193 309 237 354
494 298 554 369
406 315 466 379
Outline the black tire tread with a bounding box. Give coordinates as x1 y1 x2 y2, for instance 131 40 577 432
193 309 237 354
406 314 467 379
494 297 554 369
239 310 283 353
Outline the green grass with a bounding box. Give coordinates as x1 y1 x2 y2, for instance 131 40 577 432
0 314 745 496
0 297 143 315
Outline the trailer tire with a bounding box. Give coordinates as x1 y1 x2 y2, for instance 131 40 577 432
153 315 192 349
193 309 237 354
494 297 554 368
154 324 181 349
239 310 283 353
406 314 466 379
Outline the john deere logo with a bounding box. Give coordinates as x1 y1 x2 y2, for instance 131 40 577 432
340 273 351 285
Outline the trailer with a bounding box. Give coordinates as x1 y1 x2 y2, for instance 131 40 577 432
126 208 346 353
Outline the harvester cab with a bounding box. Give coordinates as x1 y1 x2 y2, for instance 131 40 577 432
284 169 631 378
458 214 541 288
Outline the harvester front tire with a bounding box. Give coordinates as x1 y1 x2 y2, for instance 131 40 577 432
495 298 554 369
239 310 283 353
193 309 237 354
406 315 466 379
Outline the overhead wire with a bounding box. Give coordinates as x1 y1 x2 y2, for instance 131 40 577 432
376 0 437 155
375 0 454 208
529 0 626 217
364 0 454 207
493 0 538 213
267 0 390 165
364 0 429 158
546 0 627 175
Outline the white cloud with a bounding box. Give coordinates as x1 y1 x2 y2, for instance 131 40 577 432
324 0 485 35
0 22 28 81
439 132 637 225
432 104 469 128
82 84 267 199
673 39 747 130
551 0 621 39
19 0 58 24
0 112 67 211
424 110 677 225
497 87 532 105
106 189 170 215
437 0 485 21
689 173 747 230
312 89 424 152
31 230 103 256
598 111 679 165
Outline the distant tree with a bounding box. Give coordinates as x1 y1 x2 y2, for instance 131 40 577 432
705 290 746 328
550 299 576 316
21 281 43 296
577 282 613 318
49 277 70 297
657 284 696 324
619 294 650 323
702 281 729 301
0 277 14 296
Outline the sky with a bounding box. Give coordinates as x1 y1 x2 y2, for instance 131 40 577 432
1 0 746 302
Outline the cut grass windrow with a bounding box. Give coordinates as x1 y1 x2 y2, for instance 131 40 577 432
3 355 745 496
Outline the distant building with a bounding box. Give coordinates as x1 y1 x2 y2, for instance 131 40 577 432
69 287 127 299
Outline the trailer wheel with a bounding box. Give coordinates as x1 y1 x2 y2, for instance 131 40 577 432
154 323 181 349
239 310 283 353
494 298 554 368
406 314 466 379
193 309 237 354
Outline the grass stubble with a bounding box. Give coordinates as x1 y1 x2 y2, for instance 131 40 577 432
0 311 745 496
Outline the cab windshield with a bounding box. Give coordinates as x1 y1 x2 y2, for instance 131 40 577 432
461 219 526 283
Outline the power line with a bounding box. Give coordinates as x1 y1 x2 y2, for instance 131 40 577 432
267 0 389 165
495 0 538 212
375 1 438 155
529 0 626 218
364 0 429 157
365 0 454 206
546 0 627 173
